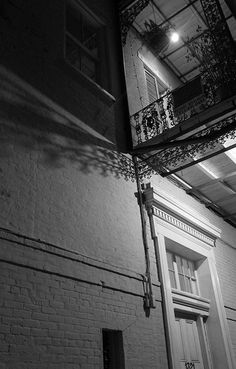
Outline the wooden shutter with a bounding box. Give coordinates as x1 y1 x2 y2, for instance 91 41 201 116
145 69 158 103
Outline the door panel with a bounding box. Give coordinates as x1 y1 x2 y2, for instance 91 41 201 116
175 315 204 369
185 320 199 362
175 318 187 362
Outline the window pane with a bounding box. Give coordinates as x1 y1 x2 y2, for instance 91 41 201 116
66 1 102 85
167 252 199 295
191 279 198 295
176 256 183 274
167 252 174 270
66 35 97 81
179 273 186 291
66 35 81 68
169 270 177 289
182 258 189 276
82 20 98 57
189 260 195 277
167 252 177 288
66 4 99 57
80 53 97 80
185 276 192 293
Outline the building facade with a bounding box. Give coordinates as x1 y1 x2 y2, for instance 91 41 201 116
0 0 236 369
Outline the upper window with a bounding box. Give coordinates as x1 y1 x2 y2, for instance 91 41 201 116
167 251 199 295
145 69 158 104
144 67 167 104
65 0 106 87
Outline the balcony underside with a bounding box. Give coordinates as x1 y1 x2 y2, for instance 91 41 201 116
120 0 236 227
133 95 236 155
131 95 236 228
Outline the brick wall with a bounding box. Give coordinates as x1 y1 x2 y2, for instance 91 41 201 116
0 230 167 369
1 0 236 367
214 240 236 359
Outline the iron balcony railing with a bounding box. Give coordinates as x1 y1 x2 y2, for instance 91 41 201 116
131 75 236 146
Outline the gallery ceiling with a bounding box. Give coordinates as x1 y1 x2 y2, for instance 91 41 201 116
132 0 236 82
120 0 236 228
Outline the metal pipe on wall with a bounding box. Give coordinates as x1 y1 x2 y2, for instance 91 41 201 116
132 155 155 310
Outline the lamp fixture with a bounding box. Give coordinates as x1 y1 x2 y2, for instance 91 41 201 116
170 31 179 43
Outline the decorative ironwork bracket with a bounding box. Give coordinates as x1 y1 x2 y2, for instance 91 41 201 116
122 0 236 181
119 0 150 45
200 0 236 78
131 112 236 179
132 117 236 154
156 114 236 166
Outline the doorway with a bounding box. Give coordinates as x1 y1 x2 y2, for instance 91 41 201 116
174 313 205 369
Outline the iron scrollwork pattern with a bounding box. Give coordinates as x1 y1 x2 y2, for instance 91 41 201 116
200 0 236 85
119 0 150 45
131 70 236 147
131 91 178 145
143 113 236 172
131 81 225 146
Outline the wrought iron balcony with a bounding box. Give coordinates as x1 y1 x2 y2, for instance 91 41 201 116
131 75 236 148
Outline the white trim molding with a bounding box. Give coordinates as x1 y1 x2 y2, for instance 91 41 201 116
152 207 215 246
143 182 235 369
143 183 221 243
172 289 210 316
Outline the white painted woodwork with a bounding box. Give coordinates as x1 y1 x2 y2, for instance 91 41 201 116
175 315 204 369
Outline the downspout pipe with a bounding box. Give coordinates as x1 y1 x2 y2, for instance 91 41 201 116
132 155 155 309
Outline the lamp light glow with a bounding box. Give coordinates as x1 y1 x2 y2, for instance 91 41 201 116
170 31 179 43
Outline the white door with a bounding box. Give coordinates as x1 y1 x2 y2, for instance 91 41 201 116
175 314 205 369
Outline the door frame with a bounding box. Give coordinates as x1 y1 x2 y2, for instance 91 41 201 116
174 311 211 369
144 184 235 369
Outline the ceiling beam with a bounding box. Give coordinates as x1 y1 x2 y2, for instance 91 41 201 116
133 118 236 154
216 192 236 204
187 0 207 26
162 142 236 176
187 168 236 200
155 0 200 27
190 171 236 191
181 65 200 78
184 185 236 223
133 132 225 154
150 0 204 68
206 203 236 227
162 57 184 81
161 13 232 61
223 211 236 220
140 156 236 228
161 32 202 60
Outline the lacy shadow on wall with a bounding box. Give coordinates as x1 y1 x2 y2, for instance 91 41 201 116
0 67 135 182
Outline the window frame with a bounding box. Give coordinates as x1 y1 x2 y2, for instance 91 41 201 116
144 65 168 104
64 0 110 91
144 67 159 104
167 251 200 296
